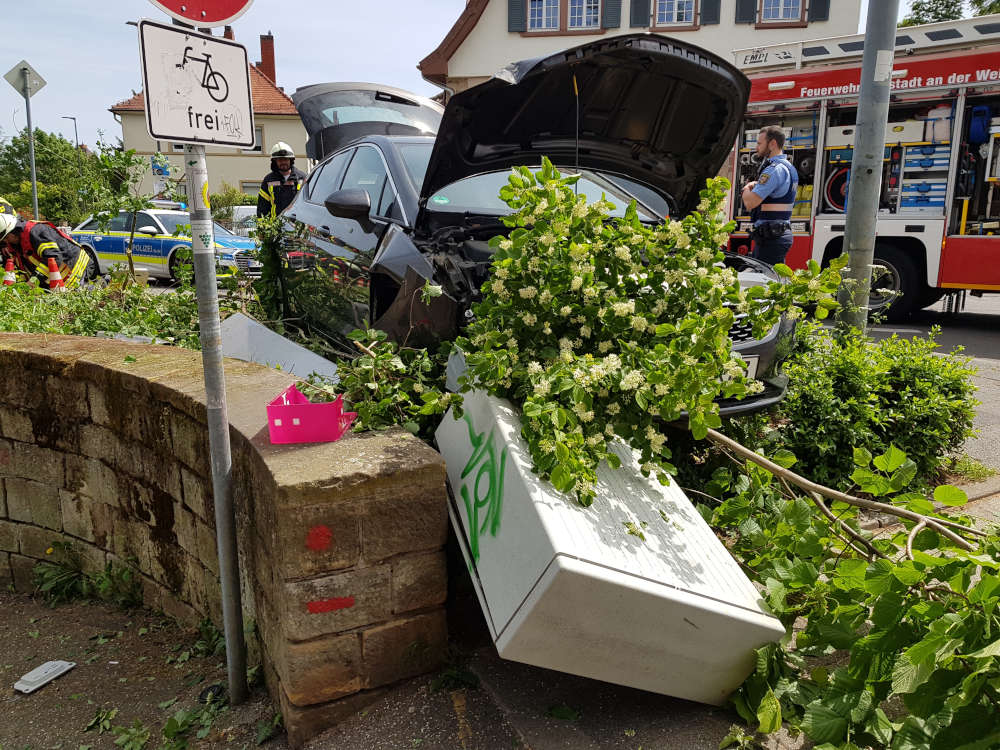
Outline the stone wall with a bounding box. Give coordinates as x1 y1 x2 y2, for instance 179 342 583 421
0 335 448 746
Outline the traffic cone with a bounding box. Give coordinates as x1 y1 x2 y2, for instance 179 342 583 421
2 258 15 286
46 258 65 291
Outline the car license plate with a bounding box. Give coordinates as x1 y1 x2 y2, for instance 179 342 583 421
743 355 759 379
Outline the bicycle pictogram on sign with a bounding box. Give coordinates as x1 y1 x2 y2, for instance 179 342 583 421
176 46 229 102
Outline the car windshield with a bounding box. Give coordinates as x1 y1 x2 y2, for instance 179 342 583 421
213 222 235 237
426 169 664 222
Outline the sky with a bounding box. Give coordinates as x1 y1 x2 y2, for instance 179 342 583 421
0 0 467 149
0 1 927 152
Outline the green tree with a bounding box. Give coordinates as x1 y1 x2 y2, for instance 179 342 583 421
970 0 1000 14
899 0 964 26
0 127 99 224
209 181 255 224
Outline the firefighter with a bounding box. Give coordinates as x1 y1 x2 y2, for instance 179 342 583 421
740 125 799 266
0 199 92 289
256 142 306 218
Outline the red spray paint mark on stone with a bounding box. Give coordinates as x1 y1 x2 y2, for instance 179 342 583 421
306 596 355 614
305 525 333 551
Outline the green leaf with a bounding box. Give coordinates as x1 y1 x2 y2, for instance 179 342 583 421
770 449 797 469
966 638 1000 659
773 263 794 278
801 701 847 744
852 446 872 467
934 484 968 507
892 654 935 694
756 688 782 734
550 464 574 494
873 444 907 472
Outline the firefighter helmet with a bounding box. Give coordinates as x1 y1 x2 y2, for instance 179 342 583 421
0 199 17 241
270 142 294 158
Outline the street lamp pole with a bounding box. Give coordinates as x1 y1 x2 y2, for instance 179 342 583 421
61 116 80 173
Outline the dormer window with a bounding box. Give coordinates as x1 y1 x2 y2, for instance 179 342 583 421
528 0 560 30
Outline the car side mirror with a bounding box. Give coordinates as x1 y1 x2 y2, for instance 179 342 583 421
324 189 374 231
137 225 159 236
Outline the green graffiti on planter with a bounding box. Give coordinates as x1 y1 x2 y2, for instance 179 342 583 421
460 412 508 561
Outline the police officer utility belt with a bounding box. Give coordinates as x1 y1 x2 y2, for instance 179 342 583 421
752 221 791 241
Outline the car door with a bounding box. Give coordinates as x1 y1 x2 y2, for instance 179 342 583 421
325 145 401 261
94 212 132 270
129 211 167 274
285 148 353 269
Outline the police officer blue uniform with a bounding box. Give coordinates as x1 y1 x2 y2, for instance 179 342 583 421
749 154 798 265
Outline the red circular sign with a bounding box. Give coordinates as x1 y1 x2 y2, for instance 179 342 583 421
147 0 253 26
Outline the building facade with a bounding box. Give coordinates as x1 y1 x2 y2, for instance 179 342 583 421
420 0 863 92
111 32 308 198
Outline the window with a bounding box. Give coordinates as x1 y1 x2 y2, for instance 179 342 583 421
568 0 600 29
240 181 258 196
528 0 559 30
170 143 186 152
243 126 264 153
306 150 352 203
340 147 390 218
761 0 801 22
80 218 101 231
106 213 131 232
135 212 161 232
655 0 695 25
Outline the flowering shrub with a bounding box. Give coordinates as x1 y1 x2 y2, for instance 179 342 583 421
457 159 847 504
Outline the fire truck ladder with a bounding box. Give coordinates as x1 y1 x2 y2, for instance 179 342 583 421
733 14 1000 71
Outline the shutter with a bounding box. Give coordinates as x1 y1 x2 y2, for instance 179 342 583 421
602 0 622 28
734 0 757 23
808 0 830 22
509 0 527 32
630 0 650 27
701 0 721 24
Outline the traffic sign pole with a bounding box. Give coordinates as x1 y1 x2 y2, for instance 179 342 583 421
22 67 39 220
185 143 249 705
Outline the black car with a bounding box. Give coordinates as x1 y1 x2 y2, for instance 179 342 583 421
286 35 794 415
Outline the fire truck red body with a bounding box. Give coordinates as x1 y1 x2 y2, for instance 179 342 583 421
728 23 1000 317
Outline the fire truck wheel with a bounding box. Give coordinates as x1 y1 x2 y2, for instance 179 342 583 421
870 245 918 322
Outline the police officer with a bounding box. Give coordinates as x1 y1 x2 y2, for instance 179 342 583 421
256 142 306 218
741 126 798 266
0 199 91 288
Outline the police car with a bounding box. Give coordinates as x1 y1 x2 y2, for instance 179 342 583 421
71 208 261 281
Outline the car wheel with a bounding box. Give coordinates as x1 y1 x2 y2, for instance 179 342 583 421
870 245 918 322
168 246 194 283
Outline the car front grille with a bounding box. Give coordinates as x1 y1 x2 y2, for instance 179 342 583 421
235 255 250 272
729 315 756 344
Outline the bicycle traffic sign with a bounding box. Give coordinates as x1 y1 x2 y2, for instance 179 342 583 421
146 0 253 27
138 19 254 147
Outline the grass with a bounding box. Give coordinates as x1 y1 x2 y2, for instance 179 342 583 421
949 454 999 483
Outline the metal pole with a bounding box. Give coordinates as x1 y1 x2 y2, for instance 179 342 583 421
185 144 249 704
835 0 901 333
22 67 39 220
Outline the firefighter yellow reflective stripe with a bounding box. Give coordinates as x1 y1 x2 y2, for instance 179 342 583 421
258 188 274 203
64 250 90 287
36 241 60 254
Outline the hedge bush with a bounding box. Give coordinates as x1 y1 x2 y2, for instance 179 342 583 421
773 322 978 488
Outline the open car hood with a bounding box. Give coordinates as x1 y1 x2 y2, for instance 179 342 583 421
291 83 444 161
419 35 750 219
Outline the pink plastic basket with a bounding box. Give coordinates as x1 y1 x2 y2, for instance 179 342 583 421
267 384 357 445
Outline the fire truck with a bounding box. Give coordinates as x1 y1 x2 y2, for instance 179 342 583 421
728 16 1000 319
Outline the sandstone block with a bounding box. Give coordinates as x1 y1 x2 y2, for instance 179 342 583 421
162 593 199 626
170 414 210 476
0 552 11 587
181 468 213 522
78 423 118 461
391 551 447 614
75 541 107 576
0 405 34 443
360 611 447 690
279 686 387 749
6 441 64 486
281 565 392 642
275 503 361 580
0 519 19 553
276 634 362 707
60 491 115 547
6 477 62 530
44 375 91 420
361 482 448 563
88 384 110 426
10 553 36 592
19 525 65 559
174 506 197 556
64 456 121 507
196 521 219 575
0 477 6 518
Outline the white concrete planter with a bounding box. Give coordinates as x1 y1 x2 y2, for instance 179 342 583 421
435 390 785 705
